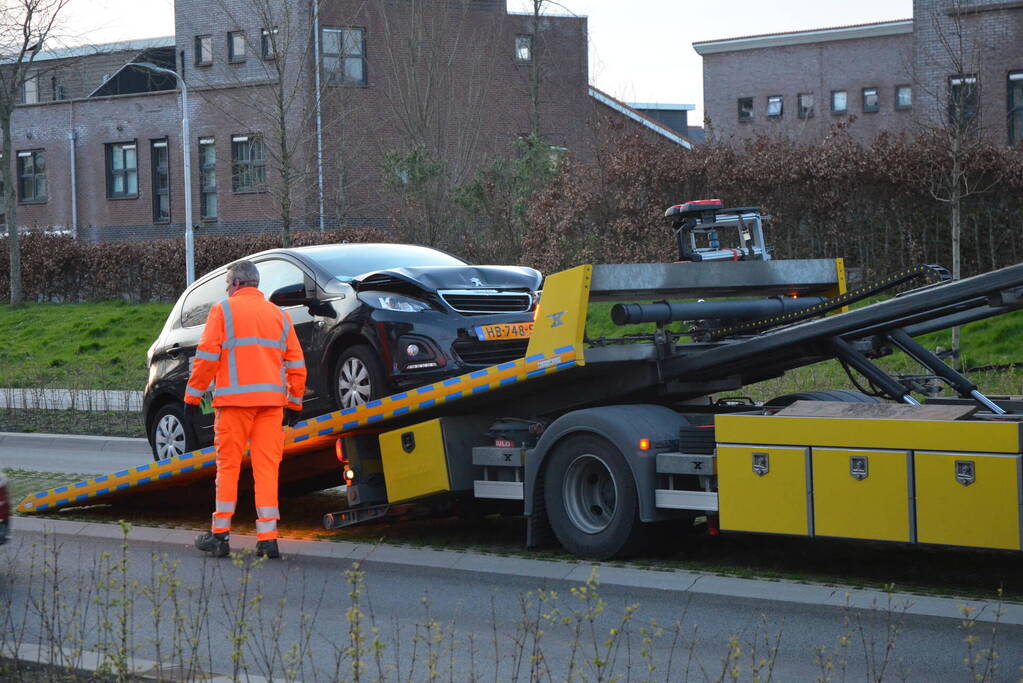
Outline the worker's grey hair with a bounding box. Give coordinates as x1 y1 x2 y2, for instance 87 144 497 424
226 260 260 287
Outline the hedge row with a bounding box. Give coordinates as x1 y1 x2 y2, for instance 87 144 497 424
523 124 1023 281
0 228 392 302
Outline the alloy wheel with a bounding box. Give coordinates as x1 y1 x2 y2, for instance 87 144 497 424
154 413 187 459
337 356 373 408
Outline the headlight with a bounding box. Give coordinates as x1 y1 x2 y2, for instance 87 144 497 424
358 292 432 313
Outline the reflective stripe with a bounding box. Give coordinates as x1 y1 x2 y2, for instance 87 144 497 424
279 312 291 354
215 383 286 397
222 301 239 388
256 506 279 518
216 500 236 513
255 519 277 533
185 385 205 398
287 394 302 405
195 349 220 361
212 516 231 531
284 360 305 369
221 300 235 339
223 337 287 350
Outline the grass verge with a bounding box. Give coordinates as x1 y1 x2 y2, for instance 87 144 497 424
0 301 172 390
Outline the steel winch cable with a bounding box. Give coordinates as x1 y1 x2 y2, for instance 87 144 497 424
706 263 951 340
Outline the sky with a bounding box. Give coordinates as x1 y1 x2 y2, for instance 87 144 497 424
61 0 915 124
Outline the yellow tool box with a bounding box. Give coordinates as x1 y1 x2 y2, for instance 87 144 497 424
715 414 1023 550
379 416 493 503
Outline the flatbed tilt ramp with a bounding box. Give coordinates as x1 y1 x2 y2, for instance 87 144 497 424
18 257 1023 559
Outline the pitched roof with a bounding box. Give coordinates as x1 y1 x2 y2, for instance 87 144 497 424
589 86 696 149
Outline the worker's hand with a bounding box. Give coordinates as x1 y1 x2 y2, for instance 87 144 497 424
184 402 200 422
283 408 301 428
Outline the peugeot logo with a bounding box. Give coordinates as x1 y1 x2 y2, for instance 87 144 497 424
470 277 485 288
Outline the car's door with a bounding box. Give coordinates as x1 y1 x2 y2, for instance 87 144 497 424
172 270 227 441
254 257 328 414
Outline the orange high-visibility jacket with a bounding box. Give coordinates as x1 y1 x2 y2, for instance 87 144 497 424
184 287 306 409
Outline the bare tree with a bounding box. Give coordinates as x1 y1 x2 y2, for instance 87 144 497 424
372 0 502 249
521 0 577 141
188 0 323 247
914 0 1002 367
0 0 72 306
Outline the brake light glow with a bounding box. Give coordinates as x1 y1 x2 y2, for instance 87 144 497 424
639 438 650 451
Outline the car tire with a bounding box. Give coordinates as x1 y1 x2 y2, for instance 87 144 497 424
333 345 387 410
543 434 648 560
150 402 198 461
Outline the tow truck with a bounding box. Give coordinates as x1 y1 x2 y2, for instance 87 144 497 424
19 201 1023 559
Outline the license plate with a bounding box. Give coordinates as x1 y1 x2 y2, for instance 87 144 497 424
475 322 534 341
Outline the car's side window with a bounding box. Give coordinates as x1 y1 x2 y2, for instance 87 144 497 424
180 274 226 328
257 258 306 300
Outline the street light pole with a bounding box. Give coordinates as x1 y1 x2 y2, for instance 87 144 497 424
133 62 195 285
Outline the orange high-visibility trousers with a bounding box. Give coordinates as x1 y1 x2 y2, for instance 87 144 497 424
211 405 284 541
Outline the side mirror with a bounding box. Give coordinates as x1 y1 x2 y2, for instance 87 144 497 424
270 283 312 307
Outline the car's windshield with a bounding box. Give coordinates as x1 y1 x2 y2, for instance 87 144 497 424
301 244 468 280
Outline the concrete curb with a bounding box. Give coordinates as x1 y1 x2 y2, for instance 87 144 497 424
0 431 149 455
13 515 1023 627
9 643 268 683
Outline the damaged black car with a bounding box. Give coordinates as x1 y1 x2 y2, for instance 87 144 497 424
143 243 541 459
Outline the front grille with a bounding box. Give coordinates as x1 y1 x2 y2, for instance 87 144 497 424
452 338 529 366
440 290 532 314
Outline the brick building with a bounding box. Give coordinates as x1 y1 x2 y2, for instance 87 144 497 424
694 0 1023 146
5 0 685 242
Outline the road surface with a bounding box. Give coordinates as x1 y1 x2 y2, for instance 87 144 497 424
3 519 1021 681
0 431 150 473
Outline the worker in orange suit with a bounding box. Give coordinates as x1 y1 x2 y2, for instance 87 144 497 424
184 259 306 559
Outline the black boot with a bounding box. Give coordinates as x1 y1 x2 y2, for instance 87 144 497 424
195 531 230 557
255 539 280 559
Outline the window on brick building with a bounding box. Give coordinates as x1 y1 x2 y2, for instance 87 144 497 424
228 30 246 63
515 35 532 63
232 134 266 192
16 150 46 202
831 90 847 114
766 95 783 118
798 93 814 119
948 75 978 131
1010 72 1023 146
106 142 138 198
195 35 213 66
199 137 218 219
737 97 753 121
322 27 366 85
20 74 38 104
862 88 879 113
151 139 170 222
895 84 912 110
261 27 278 60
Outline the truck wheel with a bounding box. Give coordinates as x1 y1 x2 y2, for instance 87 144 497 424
334 346 386 409
150 402 197 461
765 389 880 407
543 434 647 560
